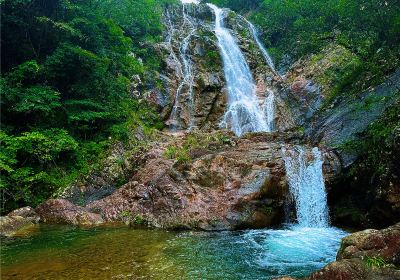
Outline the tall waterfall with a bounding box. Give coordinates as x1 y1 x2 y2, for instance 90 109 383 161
207 4 269 136
282 146 329 228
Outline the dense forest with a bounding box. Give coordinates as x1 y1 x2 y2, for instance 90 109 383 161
1 0 399 218
1 0 175 213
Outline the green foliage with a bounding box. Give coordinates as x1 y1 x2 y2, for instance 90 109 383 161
132 214 146 225
0 129 79 211
204 50 221 70
216 0 400 96
163 132 234 164
0 0 167 214
365 256 387 268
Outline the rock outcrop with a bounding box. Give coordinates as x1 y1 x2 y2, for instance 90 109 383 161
36 199 104 226
145 3 294 132
0 206 40 237
71 131 338 230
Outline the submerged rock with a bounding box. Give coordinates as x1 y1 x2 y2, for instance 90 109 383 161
0 216 35 237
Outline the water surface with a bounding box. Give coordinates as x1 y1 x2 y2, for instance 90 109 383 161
1 224 346 279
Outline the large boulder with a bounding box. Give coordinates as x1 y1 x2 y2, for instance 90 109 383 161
36 199 104 226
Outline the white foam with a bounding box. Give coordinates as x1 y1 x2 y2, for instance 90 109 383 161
207 3 269 136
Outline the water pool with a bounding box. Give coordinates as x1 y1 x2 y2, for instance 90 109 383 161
1 224 346 279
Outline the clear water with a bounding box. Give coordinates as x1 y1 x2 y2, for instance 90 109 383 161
207 3 269 136
1 224 346 280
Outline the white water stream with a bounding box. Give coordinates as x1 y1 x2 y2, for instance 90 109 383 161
245 19 276 72
253 145 346 276
207 3 270 136
169 3 197 130
282 146 330 227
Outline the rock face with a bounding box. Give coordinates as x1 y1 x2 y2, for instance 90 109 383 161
147 3 294 132
36 199 104 226
307 68 400 167
78 131 339 230
274 223 400 280
0 206 40 237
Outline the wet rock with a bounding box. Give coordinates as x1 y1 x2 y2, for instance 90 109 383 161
153 3 295 133
0 216 36 237
8 206 40 222
307 69 400 167
337 223 400 265
36 199 104 226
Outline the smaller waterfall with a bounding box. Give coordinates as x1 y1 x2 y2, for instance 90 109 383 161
165 9 183 79
245 20 276 72
282 146 329 228
207 3 269 136
264 90 275 131
170 3 198 130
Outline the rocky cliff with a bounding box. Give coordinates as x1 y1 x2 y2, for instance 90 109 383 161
141 3 295 132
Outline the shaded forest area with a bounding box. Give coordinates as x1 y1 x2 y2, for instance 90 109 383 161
1 0 175 213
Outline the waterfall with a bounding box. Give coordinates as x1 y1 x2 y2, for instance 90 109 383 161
245 19 276 72
207 4 269 136
241 17 277 131
282 146 329 228
169 3 197 130
265 89 275 132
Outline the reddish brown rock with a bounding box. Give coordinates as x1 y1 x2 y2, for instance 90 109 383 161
0 206 41 237
36 199 104 226
84 132 339 230
337 223 400 265
8 206 38 219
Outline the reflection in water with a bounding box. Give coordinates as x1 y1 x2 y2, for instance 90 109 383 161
1 224 346 280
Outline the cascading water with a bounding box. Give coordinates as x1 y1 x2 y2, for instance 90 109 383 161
165 9 184 83
239 16 278 131
242 145 345 277
207 4 269 136
245 19 276 72
282 146 329 227
264 89 275 132
170 3 197 130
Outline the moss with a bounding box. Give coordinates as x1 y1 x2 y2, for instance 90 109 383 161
163 131 235 163
261 206 273 215
203 50 221 71
365 256 387 268
131 214 146 225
